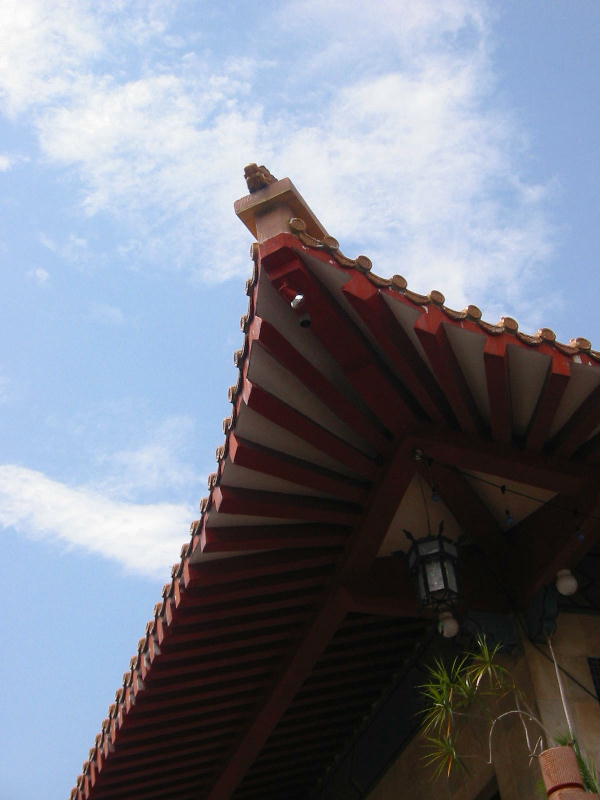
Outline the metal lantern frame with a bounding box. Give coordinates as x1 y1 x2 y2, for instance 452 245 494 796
406 532 460 609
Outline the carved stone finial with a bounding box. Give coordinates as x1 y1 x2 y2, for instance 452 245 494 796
244 163 278 193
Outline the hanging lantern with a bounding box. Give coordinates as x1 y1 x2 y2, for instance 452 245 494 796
405 525 460 608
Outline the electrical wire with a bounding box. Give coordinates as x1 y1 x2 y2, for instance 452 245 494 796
528 633 600 705
423 454 600 524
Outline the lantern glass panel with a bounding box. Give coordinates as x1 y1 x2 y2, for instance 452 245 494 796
425 561 445 594
446 562 458 593
417 570 426 603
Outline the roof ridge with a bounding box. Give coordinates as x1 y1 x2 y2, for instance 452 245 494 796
286 215 599 362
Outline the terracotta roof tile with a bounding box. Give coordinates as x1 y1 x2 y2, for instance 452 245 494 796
286 215 598 361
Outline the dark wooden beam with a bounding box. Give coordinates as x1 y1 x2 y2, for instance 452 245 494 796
204 439 416 799
415 428 588 493
212 485 362 526
182 549 338 590
549 384 600 459
162 610 309 648
484 339 513 443
510 482 600 605
340 556 419 617
201 521 350 553
149 648 289 683
417 459 509 572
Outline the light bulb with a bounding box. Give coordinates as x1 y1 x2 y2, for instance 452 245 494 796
438 611 459 638
555 569 578 597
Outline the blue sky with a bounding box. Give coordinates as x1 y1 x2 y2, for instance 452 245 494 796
0 1 598 797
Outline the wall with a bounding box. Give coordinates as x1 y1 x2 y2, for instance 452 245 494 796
524 613 600 766
367 613 599 800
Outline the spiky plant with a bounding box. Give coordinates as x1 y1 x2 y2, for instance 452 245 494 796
420 635 539 778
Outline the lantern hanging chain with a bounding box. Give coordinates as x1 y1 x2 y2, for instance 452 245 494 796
422 455 600 524
417 470 432 537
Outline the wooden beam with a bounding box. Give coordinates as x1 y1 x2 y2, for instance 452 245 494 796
484 339 513 443
114 708 253 751
162 610 309 648
173 592 320 629
182 549 338 591
340 556 419 617
414 311 484 434
242 381 377 477
260 246 415 432
417 459 509 572
204 439 416 799
549 384 600 459
415 428 588 493
175 571 329 611
106 725 241 763
227 432 369 503
340 274 451 424
92 767 212 800
525 353 571 451
212 485 362 526
148 649 289 684
129 671 274 716
201 521 350 553
510 482 600 605
249 316 391 452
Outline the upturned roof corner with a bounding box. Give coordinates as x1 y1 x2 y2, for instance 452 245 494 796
235 163 328 242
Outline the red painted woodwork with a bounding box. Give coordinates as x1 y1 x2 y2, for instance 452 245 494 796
549 383 600 458
525 353 571 450
260 247 413 432
484 338 513 443
248 316 391 451
201 521 350 552
242 380 377 477
414 311 484 434
212 485 361 526
417 459 510 574
415 428 588 494
510 482 600 604
204 443 416 798
341 272 452 424
227 432 369 503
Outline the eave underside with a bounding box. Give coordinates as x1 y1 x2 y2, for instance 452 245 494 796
73 232 599 800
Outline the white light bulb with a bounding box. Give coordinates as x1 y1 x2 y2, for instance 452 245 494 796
555 569 578 597
438 611 459 638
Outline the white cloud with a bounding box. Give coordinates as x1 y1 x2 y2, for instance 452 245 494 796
27 266 50 284
0 153 13 171
0 0 556 323
0 464 193 576
0 0 102 116
0 415 202 576
95 415 201 500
